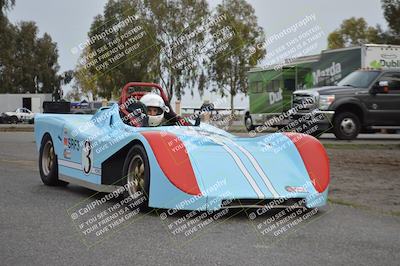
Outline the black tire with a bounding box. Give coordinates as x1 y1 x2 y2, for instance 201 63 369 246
244 114 255 131
333 112 361 140
39 134 68 186
29 118 34 124
10 116 18 124
122 144 150 211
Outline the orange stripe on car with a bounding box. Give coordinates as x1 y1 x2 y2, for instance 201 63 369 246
283 133 330 193
141 131 202 196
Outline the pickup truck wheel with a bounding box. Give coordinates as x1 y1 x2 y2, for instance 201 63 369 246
122 145 150 211
333 112 361 140
39 134 68 186
245 115 255 131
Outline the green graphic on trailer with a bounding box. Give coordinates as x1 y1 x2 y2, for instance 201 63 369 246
369 60 382 68
248 69 286 114
304 72 314 88
310 48 361 87
248 48 362 115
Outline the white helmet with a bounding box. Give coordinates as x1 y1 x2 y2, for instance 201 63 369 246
140 93 168 126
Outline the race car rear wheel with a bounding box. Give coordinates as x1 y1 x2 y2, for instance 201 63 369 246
39 134 68 186
122 144 150 210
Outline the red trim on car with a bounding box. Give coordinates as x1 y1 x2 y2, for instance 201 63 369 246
283 133 330 193
141 131 202 196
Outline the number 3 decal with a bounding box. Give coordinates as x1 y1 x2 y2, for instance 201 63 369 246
82 141 93 175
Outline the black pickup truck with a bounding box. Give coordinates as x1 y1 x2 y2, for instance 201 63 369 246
290 69 400 140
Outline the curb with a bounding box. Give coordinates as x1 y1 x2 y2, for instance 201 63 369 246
0 126 34 132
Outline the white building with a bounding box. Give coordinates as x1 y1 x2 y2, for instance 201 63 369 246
0 93 52 113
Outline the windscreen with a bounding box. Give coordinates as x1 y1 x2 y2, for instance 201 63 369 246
337 71 381 88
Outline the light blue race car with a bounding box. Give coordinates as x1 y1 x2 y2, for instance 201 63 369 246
35 82 330 211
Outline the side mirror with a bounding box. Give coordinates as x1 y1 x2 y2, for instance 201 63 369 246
372 81 389 94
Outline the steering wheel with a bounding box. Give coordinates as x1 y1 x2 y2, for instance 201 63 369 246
120 99 148 127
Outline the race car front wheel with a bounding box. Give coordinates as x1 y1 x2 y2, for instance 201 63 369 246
122 144 150 210
39 134 68 186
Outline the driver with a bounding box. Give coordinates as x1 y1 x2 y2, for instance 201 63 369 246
140 93 168 126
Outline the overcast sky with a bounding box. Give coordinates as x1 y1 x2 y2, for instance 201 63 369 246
8 0 387 107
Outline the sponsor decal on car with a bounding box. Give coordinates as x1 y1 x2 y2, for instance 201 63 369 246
63 148 72 159
63 137 81 151
285 186 308 193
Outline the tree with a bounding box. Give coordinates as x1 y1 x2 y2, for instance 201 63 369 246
327 17 380 49
36 33 61 93
0 19 17 92
381 0 400 44
328 1 400 48
64 86 81 101
327 30 344 49
143 0 209 100
208 0 266 115
0 1 67 95
11 21 38 93
80 0 210 101
0 0 15 16
0 0 16 92
82 0 160 99
73 49 99 100
10 21 62 94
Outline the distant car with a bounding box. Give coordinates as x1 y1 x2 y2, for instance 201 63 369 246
1 108 35 124
70 101 103 114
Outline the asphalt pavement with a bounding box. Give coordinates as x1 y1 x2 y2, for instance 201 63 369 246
0 132 399 266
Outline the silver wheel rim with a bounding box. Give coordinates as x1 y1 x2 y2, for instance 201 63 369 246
127 155 145 198
340 118 356 135
245 117 252 129
42 140 55 176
